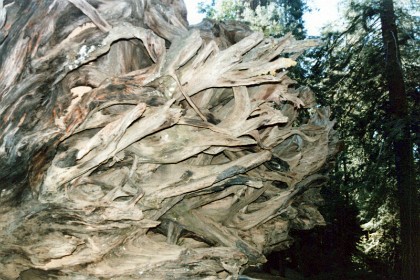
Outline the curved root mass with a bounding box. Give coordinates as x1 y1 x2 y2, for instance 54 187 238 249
0 0 339 279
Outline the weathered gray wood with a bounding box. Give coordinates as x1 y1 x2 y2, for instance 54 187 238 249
0 0 339 279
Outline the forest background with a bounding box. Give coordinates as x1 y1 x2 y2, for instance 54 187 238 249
187 0 419 279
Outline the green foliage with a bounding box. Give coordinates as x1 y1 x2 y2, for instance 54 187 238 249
197 0 215 18
198 0 242 20
302 0 419 276
276 0 306 39
241 2 283 37
358 203 400 273
198 0 307 38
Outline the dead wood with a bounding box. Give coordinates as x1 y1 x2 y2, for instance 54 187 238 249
0 0 340 279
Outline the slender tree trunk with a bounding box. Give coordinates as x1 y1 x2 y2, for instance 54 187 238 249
379 0 420 279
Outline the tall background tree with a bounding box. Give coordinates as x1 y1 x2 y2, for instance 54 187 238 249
379 0 420 278
306 0 419 278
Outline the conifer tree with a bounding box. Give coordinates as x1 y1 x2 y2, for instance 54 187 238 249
379 0 420 278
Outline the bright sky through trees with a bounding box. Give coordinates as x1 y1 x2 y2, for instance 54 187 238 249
184 0 342 36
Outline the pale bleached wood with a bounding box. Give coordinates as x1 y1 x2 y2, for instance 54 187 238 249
0 1 340 279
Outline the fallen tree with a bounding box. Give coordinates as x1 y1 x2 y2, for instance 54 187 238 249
0 0 340 279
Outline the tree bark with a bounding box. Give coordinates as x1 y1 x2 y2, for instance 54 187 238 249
0 0 338 279
380 0 420 279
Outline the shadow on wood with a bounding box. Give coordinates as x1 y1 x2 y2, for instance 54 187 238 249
0 0 340 279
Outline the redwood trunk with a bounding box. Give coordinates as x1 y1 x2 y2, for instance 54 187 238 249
380 0 420 279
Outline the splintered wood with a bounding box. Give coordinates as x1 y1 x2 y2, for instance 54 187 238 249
0 0 339 279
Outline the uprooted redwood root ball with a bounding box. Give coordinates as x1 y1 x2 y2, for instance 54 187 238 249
0 0 339 279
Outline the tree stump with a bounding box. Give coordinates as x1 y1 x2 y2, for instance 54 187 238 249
0 0 339 279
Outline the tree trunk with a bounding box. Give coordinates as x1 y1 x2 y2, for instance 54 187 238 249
0 0 339 279
379 0 420 279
